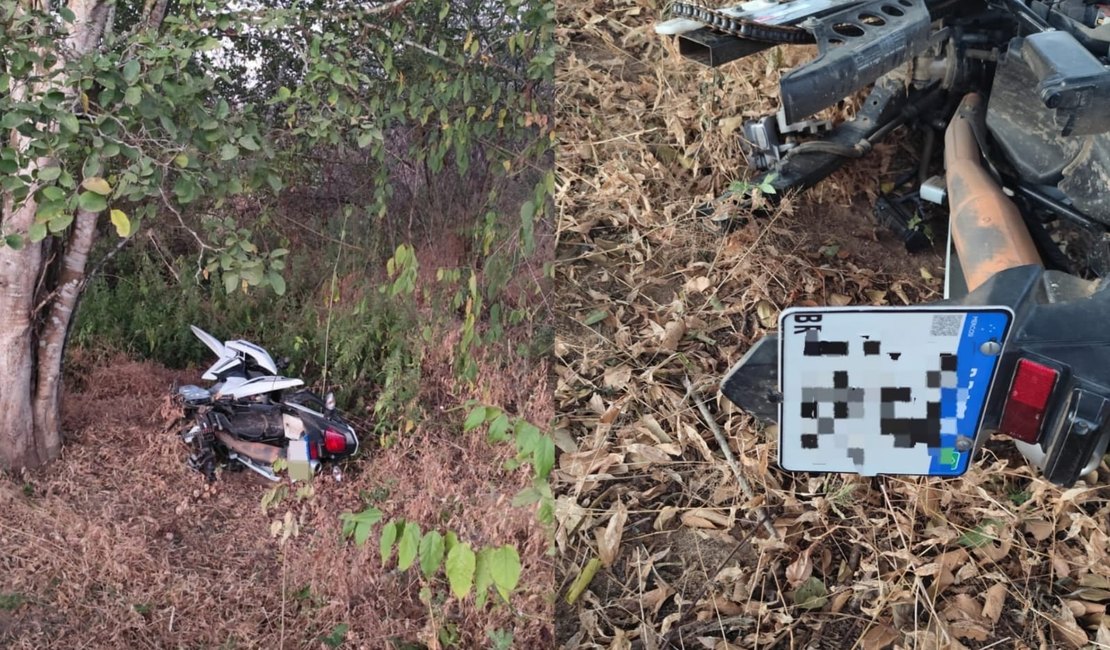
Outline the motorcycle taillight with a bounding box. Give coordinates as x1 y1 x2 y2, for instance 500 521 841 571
998 359 1058 444
323 428 347 454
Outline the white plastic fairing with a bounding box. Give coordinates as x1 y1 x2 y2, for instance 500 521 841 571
226 339 279 374
190 325 229 358
203 353 243 381
182 424 201 443
217 375 303 400
283 413 306 440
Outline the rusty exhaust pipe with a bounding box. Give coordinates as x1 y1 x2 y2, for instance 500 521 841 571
215 431 283 464
944 93 1041 291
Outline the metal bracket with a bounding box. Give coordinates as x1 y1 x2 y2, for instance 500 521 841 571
780 0 933 122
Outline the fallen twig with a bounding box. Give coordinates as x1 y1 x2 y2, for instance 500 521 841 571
683 375 777 537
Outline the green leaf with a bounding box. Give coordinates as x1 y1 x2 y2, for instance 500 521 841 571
520 200 535 254
77 191 107 213
352 507 383 525
122 59 141 84
397 522 420 571
238 135 259 151
474 547 494 607
4 234 23 250
58 114 79 134
275 86 292 101
37 166 61 182
0 112 23 129
48 213 74 233
173 176 198 204
512 487 542 507
320 623 348 649
268 271 286 296
488 545 521 601
445 542 476 600
219 144 239 160
174 153 190 168
514 421 541 456
487 413 511 443
354 521 373 546
462 406 488 432
418 531 445 578
379 521 401 565
82 176 111 195
223 272 239 295
123 86 142 106
583 309 608 325
759 172 779 195
793 577 828 610
35 198 64 221
28 222 47 243
109 209 131 237
532 435 555 480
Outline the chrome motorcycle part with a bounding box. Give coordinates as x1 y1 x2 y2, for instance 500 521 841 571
228 453 280 482
920 175 947 205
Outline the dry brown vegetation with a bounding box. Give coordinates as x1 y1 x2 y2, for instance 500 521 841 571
553 1 1110 648
0 251 555 648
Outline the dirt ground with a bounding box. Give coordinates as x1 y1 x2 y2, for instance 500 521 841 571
553 0 1110 648
0 340 553 649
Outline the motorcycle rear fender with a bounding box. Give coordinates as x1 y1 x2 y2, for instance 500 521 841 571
284 401 360 458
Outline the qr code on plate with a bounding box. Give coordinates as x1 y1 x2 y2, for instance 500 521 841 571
930 314 963 337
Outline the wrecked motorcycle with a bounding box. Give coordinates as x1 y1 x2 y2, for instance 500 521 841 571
174 325 359 482
656 0 1110 486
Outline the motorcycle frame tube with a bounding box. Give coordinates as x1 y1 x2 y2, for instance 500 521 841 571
944 92 1042 291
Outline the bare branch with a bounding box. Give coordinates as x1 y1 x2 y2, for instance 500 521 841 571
683 375 778 537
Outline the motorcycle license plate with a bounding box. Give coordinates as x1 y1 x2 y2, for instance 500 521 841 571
778 306 1013 477
287 439 313 482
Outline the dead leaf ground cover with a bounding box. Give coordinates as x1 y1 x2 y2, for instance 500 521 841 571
553 1 1110 648
0 243 555 649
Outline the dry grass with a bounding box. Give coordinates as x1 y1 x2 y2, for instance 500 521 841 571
553 1 1110 648
0 285 554 647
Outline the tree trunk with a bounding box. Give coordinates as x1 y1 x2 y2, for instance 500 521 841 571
0 0 109 472
0 190 47 470
32 211 100 462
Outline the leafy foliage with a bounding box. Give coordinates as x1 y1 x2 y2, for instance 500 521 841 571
319 623 349 649
462 403 555 525
2 0 553 305
72 241 423 423
340 509 523 606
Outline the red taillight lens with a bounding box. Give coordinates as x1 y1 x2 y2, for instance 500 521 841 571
323 428 347 454
308 441 319 460
998 359 1058 443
